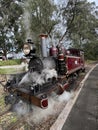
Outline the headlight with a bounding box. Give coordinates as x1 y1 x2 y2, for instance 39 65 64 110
23 43 31 55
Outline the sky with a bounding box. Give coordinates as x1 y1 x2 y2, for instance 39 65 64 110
88 0 98 5
54 0 98 6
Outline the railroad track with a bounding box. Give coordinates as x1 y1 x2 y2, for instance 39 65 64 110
0 91 17 130
0 106 11 117
7 113 33 130
7 117 25 130
0 93 11 116
0 111 27 130
0 96 30 130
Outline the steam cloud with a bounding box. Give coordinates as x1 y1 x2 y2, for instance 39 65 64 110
19 57 57 86
22 0 32 40
13 91 74 124
19 68 57 87
14 57 74 124
13 100 30 116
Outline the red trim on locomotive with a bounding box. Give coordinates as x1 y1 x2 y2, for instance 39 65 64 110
40 98 48 108
65 48 85 74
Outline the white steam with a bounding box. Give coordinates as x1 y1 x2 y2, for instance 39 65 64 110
58 90 74 102
19 71 45 86
42 57 56 69
27 96 56 123
13 100 30 116
15 58 74 125
22 0 32 40
19 57 58 86
13 91 74 124
41 68 57 82
26 91 73 124
19 68 57 86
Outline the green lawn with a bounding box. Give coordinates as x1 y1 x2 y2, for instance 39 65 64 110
0 59 26 74
0 59 21 66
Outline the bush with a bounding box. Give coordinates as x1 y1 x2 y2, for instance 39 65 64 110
0 59 21 66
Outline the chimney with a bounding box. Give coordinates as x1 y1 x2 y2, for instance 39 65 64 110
40 34 48 58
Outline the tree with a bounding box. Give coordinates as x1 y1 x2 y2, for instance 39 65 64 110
59 0 98 59
21 0 59 42
0 0 23 57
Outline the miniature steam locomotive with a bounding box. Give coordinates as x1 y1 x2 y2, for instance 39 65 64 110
3 34 85 109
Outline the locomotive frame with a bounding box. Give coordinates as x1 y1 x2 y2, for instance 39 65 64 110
2 34 85 110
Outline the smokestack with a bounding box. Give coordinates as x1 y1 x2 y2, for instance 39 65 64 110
40 34 48 58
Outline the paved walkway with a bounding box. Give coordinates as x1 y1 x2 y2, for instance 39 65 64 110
62 64 98 130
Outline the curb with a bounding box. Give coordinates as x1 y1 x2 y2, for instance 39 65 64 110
50 64 98 130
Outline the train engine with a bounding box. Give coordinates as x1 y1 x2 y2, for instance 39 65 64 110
4 34 85 110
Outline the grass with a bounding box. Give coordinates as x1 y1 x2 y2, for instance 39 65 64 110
0 59 26 74
0 67 26 74
0 59 21 66
85 59 97 64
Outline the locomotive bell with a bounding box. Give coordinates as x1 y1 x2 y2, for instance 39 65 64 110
23 39 36 56
49 45 58 57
